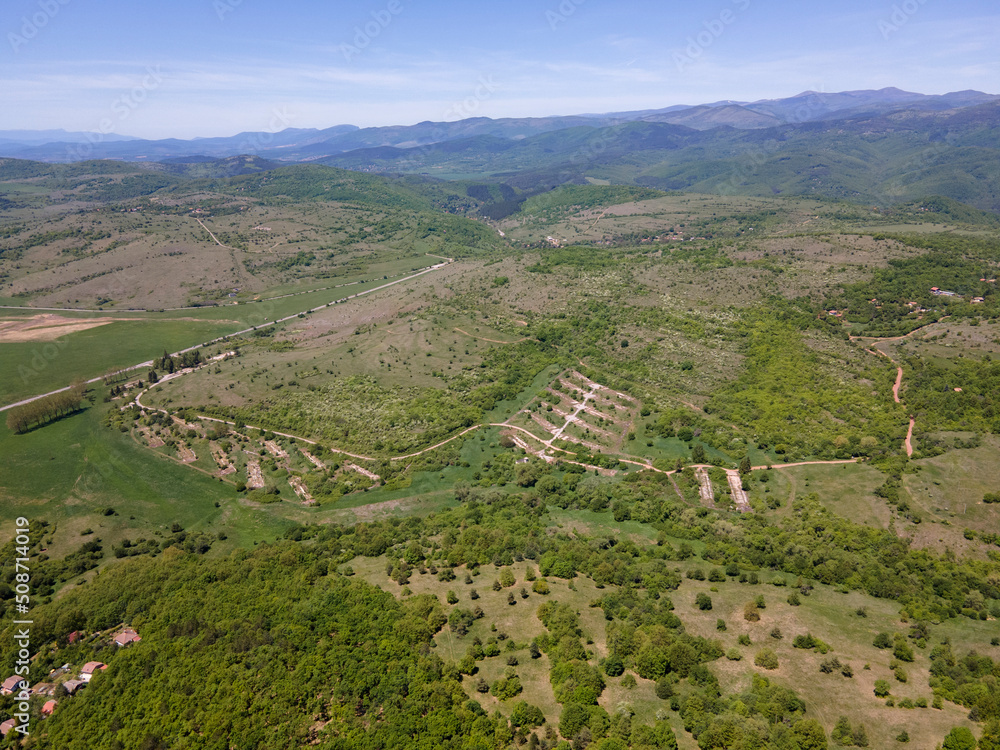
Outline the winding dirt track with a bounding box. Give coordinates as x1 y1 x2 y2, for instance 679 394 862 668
853 339 913 457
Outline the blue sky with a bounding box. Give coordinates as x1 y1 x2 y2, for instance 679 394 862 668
1 0 998 138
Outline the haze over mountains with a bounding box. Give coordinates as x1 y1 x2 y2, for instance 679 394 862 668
3 88 1000 212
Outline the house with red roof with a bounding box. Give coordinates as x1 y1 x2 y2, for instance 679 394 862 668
114 629 141 647
0 676 23 695
80 662 106 682
41 700 56 717
0 719 16 736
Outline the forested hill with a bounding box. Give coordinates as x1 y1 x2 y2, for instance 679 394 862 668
3 487 999 749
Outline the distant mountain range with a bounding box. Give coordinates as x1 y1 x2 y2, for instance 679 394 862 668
3 88 996 163
2 88 1000 211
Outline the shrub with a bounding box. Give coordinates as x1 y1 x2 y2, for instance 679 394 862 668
500 567 516 587
738 634 751 646
873 632 892 649
754 648 779 670
894 666 908 683
743 602 760 622
942 727 976 750
819 657 842 674
621 673 637 689
726 648 742 661
852 725 870 747
787 592 801 606
602 654 625 677
716 619 727 631
874 679 891 697
532 578 550 595
770 627 783 640
708 568 726 582
695 593 713 611
893 639 914 662
654 677 674 699
896 730 909 742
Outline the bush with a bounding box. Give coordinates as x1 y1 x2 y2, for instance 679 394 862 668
695 593 713 611
532 578 550 595
770 627 783 640
874 679 891 697
787 592 801 606
743 602 761 622
654 677 674 699
873 632 892 649
942 727 977 750
726 648 742 661
738 634 751 646
896 729 909 742
603 655 624 677
499 567 516 587
893 639 914 662
754 648 779 670
716 619 727 631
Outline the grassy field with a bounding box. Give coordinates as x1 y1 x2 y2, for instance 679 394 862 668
902 434 1000 554
0 318 240 404
0 403 242 554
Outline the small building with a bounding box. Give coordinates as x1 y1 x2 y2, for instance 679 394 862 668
80 662 106 682
31 683 55 697
0 676 23 695
62 679 85 695
114 629 141 647
0 719 16 737
972 297 985 304
41 700 56 717
68 631 80 645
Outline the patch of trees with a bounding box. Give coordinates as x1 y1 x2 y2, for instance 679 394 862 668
6 384 86 434
929 643 1000 723
154 349 202 374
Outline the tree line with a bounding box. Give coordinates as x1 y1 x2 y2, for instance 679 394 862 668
5 383 86 434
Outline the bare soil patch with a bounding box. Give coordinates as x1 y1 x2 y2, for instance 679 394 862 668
0 314 127 342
